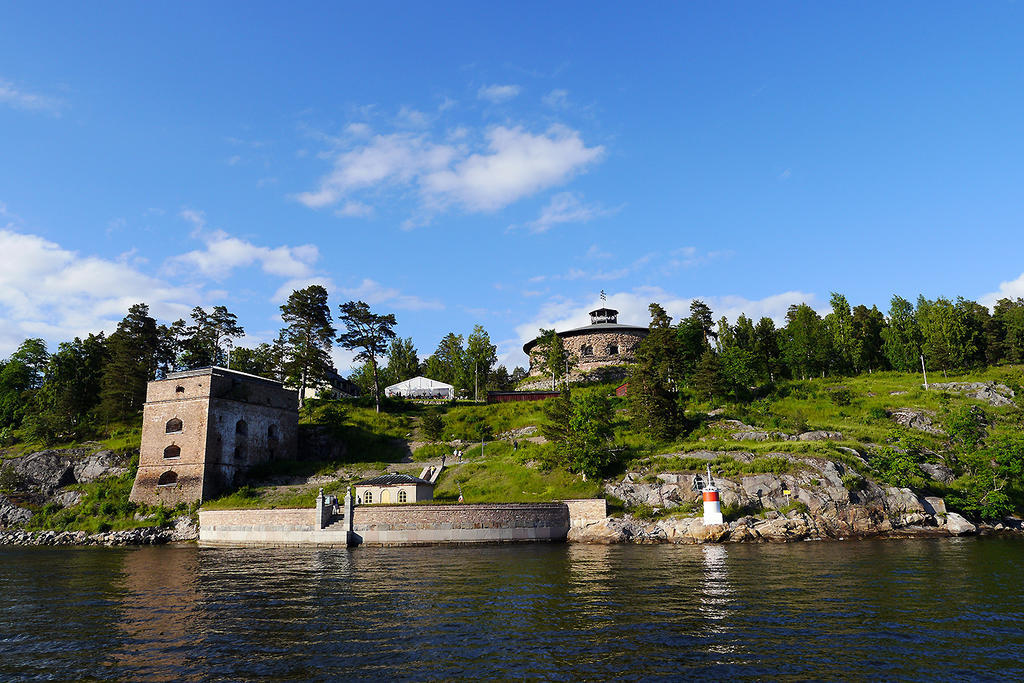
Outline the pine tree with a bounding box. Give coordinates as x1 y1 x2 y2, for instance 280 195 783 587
100 304 160 422
280 285 337 408
337 300 396 413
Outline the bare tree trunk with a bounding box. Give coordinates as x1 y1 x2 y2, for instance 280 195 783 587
299 365 307 409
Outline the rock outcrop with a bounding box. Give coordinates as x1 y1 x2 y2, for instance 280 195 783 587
927 382 1016 407
889 408 943 434
583 449 1009 544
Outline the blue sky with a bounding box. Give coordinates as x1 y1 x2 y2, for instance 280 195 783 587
2 3 1024 370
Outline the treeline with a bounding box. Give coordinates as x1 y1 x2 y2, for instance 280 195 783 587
0 284 524 445
627 293 1024 438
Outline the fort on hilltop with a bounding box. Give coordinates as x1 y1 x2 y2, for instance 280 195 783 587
129 367 298 506
523 306 648 380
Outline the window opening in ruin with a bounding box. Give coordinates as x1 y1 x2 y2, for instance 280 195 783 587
267 424 279 441
157 471 178 486
364 491 373 504
234 444 247 461
165 418 183 433
398 490 407 503
175 385 185 394
581 345 593 357
608 343 619 355
235 420 248 436
163 445 180 459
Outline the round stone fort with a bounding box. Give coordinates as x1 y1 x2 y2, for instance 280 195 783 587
523 307 649 377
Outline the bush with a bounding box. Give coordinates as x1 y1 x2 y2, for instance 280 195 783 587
842 473 866 491
867 406 888 421
829 389 853 407
420 411 444 442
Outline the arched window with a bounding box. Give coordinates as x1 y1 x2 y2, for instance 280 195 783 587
165 418 183 433
235 420 248 437
163 445 180 459
608 343 619 356
157 471 178 486
267 424 279 441
398 490 408 503
363 491 373 504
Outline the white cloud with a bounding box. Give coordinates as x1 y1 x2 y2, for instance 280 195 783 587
335 201 374 218
173 230 319 281
340 278 444 311
295 132 456 209
980 273 1024 309
520 192 611 233
297 124 603 219
180 208 207 236
0 78 62 114
0 229 199 355
270 276 336 304
477 84 521 103
542 89 569 108
422 125 603 212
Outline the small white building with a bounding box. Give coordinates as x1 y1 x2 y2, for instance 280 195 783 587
355 474 435 504
385 376 454 400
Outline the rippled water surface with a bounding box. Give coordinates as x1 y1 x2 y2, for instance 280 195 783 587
1 538 1023 680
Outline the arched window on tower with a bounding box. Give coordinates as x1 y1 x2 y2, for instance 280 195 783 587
163 445 180 459
581 344 593 357
157 471 178 486
236 420 248 437
607 343 619 356
165 418 183 433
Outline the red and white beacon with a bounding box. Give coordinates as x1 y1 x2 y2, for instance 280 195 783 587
700 465 723 525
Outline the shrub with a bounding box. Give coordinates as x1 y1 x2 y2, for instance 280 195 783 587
420 411 444 442
842 473 866 491
867 406 888 421
829 389 853 407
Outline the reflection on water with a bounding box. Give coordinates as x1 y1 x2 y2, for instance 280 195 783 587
1 539 1023 680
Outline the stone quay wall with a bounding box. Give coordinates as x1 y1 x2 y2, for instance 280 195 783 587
563 499 608 528
197 500 609 547
351 503 570 546
198 508 350 546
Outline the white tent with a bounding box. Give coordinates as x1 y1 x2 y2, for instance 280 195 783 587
385 376 454 399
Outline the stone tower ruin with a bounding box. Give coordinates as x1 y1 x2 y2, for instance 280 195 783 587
129 367 298 506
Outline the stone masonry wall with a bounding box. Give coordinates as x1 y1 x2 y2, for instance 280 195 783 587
563 499 608 528
198 508 332 546
130 368 299 506
528 329 647 376
130 378 212 506
351 503 570 545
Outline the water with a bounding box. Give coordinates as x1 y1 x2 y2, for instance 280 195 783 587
1 538 1023 681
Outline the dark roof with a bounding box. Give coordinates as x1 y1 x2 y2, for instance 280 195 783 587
356 473 434 487
523 322 649 354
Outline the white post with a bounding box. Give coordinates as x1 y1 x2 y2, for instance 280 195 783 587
920 354 929 390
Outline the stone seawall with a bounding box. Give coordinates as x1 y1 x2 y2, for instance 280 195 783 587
352 503 569 546
198 508 349 546
198 502 586 546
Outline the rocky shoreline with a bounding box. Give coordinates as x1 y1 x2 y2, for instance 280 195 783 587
569 510 1024 545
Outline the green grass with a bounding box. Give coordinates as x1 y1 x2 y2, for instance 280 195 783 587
432 440 601 503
